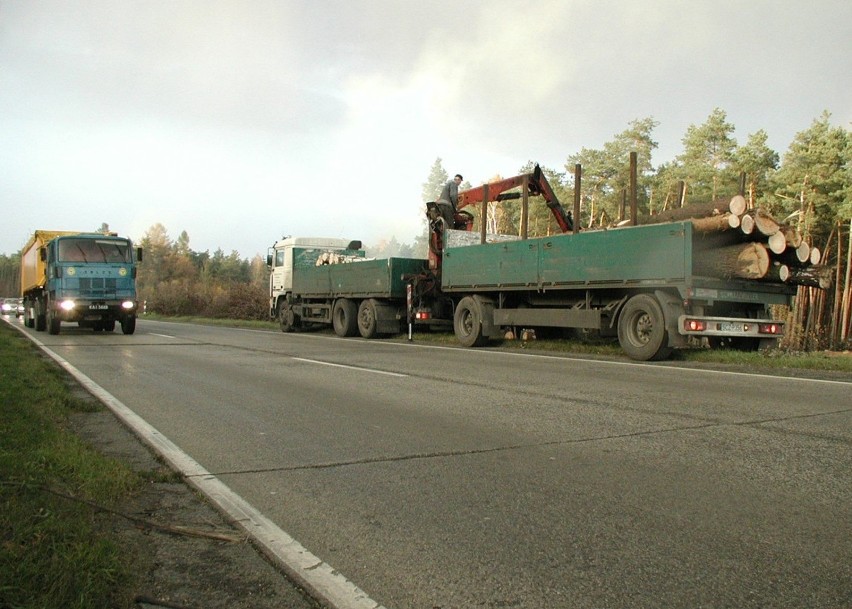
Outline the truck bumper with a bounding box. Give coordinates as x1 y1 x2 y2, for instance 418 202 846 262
54 299 138 322
677 314 784 339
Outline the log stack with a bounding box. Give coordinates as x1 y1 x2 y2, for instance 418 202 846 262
641 195 831 288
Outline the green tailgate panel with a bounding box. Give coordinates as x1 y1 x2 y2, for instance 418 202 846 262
442 223 691 289
294 257 427 298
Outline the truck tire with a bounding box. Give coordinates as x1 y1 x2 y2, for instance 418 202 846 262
357 299 379 338
121 316 136 335
24 302 35 328
454 296 488 347
47 309 61 335
332 298 358 337
35 312 46 332
617 294 672 361
277 298 300 333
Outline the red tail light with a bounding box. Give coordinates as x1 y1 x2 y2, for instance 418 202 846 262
684 319 706 332
758 323 781 335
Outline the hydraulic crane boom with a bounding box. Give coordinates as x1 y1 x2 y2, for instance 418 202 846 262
425 164 575 272
456 164 573 233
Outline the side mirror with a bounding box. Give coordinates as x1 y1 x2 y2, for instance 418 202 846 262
39 247 46 262
266 254 273 267
136 248 143 262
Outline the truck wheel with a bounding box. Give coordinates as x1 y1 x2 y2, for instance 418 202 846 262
454 296 488 347
104 320 116 332
358 299 379 338
35 312 46 332
332 299 358 337
121 316 136 335
617 294 672 361
277 298 300 333
47 309 61 335
24 303 35 328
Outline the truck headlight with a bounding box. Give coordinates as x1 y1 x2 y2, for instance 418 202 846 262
60 300 76 311
121 301 135 310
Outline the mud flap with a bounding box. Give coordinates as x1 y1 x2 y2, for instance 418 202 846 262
473 295 500 338
654 290 688 348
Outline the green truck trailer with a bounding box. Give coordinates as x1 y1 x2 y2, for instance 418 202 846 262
438 220 794 360
267 166 817 361
268 237 428 338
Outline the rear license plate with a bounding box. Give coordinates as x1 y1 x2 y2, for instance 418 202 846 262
89 304 109 310
719 322 744 333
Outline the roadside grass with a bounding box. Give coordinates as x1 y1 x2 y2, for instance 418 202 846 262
0 323 143 609
143 314 851 373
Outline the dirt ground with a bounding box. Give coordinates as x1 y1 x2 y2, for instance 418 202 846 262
66 390 323 609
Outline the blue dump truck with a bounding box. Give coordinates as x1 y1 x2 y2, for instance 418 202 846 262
21 230 142 335
268 166 826 360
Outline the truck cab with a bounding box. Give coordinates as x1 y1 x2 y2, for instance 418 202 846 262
266 237 359 321
22 231 142 335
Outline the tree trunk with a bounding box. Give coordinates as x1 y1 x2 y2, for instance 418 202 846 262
754 208 781 236
764 262 790 283
777 241 811 266
782 225 803 248
728 194 747 216
767 231 787 255
638 198 728 225
842 218 852 344
694 242 770 279
810 247 822 266
740 214 755 235
786 266 834 289
691 213 735 233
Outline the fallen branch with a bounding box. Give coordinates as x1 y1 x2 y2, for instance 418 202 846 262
3 480 245 543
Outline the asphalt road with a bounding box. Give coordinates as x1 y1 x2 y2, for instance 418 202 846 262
15 318 852 608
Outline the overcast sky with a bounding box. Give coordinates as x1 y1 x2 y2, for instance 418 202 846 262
1 0 849 258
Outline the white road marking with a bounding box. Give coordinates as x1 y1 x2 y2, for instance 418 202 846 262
149 333 176 338
15 327 386 609
292 356 408 377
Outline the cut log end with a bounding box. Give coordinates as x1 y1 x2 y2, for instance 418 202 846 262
728 194 747 216
767 231 787 255
810 247 821 266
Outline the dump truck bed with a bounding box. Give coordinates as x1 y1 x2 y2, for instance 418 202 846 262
293 257 428 299
20 230 82 294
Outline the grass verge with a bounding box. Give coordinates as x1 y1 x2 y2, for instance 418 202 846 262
0 323 143 609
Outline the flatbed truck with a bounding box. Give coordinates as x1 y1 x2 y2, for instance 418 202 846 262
267 167 797 361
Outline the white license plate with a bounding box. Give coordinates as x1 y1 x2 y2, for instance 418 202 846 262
719 322 744 333
89 304 109 310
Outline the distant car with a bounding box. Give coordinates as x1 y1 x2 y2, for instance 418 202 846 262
0 299 14 316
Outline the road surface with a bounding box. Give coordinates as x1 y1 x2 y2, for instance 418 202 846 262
13 318 852 609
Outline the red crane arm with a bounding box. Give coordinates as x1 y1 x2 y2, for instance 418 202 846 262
456 165 573 233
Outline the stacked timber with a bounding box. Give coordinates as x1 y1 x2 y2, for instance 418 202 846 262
641 195 831 289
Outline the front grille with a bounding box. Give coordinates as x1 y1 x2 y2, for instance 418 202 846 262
78 277 117 297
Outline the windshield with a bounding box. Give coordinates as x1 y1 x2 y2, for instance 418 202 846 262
57 238 132 263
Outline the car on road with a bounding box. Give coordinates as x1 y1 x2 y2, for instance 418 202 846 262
1 298 24 317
